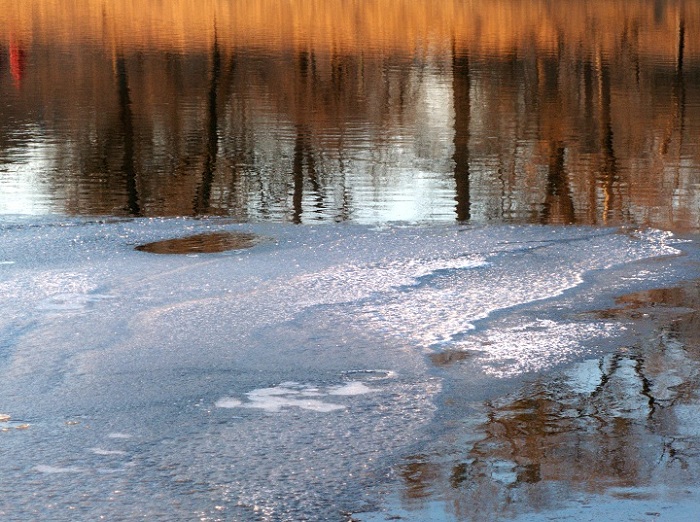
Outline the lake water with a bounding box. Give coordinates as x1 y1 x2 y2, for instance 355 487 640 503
2 0 699 229
1 2 700 521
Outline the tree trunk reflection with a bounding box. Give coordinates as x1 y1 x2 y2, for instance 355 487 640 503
116 55 141 216
452 42 471 222
193 32 221 215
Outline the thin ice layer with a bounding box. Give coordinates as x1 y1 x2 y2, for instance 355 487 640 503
0 218 686 521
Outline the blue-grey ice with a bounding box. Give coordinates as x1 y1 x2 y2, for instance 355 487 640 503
0 216 694 521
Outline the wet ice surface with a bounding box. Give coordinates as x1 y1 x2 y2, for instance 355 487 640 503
0 216 696 521
357 282 700 522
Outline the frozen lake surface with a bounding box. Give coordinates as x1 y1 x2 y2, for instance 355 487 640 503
1 217 698 520
3 2 700 519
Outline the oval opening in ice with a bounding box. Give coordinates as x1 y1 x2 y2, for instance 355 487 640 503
135 231 261 254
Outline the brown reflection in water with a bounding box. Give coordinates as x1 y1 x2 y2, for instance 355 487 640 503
3 0 699 59
193 35 222 216
452 41 471 222
0 1 699 228
135 232 261 254
398 282 700 519
116 54 141 216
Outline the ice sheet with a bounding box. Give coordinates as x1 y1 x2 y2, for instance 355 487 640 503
0 217 690 521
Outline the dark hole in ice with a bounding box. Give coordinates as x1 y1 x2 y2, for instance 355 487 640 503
135 232 261 254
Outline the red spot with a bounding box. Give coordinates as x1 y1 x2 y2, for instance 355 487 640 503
9 41 26 87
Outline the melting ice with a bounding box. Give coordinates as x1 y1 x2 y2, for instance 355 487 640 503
0 217 687 521
216 380 377 413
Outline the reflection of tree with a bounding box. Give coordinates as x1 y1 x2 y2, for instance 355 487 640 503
400 456 442 501
291 123 318 223
9 39 27 87
1 1 699 227
116 54 141 216
193 33 221 215
541 141 574 223
290 50 322 223
537 53 575 224
396 282 700 520
598 60 619 225
452 42 471 222
659 16 687 157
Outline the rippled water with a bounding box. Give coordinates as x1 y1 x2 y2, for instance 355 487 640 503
1 0 699 229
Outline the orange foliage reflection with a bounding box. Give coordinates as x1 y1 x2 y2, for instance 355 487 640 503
1 0 699 61
0 1 699 229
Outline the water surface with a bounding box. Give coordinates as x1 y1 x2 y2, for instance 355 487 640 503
1 0 699 229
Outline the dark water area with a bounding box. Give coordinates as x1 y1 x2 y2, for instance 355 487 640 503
1 0 699 230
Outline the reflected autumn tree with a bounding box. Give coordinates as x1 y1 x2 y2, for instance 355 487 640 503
193 32 221 215
598 60 621 224
0 0 699 227
116 54 141 216
537 51 575 225
452 40 471 222
290 50 321 223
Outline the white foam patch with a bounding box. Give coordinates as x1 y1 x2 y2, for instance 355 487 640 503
0 261 15 265
216 380 384 413
214 397 243 408
299 389 323 396
248 386 298 398
345 370 398 381
327 382 376 396
90 448 128 456
243 384 345 412
35 465 85 474
243 396 345 413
